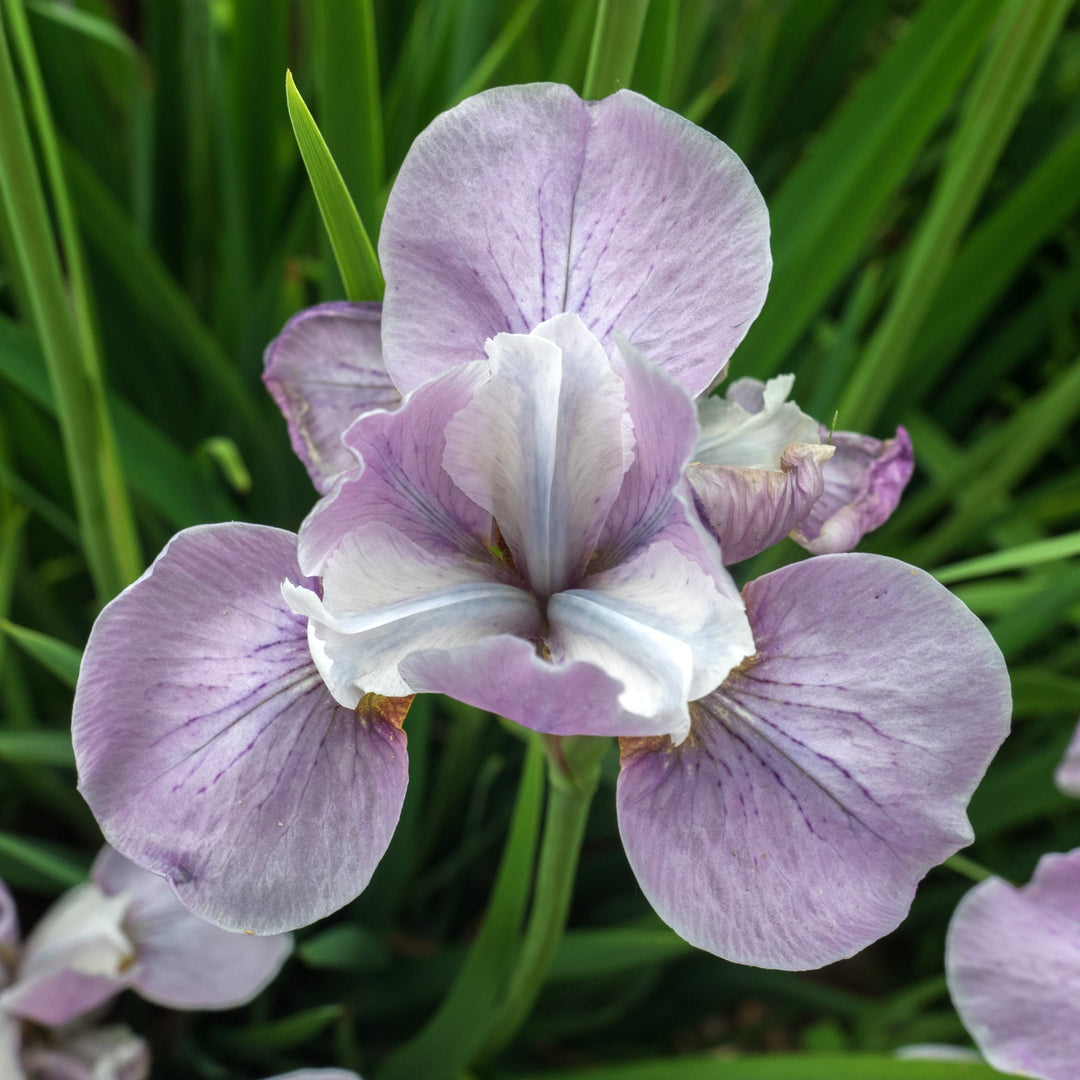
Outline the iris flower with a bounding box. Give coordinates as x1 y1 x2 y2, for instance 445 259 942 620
74 84 1009 970
947 848 1080 1080
0 849 290 1079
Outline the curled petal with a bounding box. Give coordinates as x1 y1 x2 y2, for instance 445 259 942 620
617 554 1010 969
92 846 292 1010
263 302 398 493
287 524 540 704
1054 719 1080 797
299 362 492 576
73 524 409 935
0 884 130 1026
380 83 770 396
792 426 914 554
947 849 1080 1080
694 376 820 469
688 443 833 564
443 314 632 596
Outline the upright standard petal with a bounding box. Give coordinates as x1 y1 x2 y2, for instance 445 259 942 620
298 362 492 576
92 846 292 1010
263 302 399 493
443 314 632 596
617 555 1010 969
947 849 1080 1080
380 83 770 396
791 426 914 555
73 524 409 934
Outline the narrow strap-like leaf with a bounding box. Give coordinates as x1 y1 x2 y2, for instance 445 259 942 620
286 68 384 301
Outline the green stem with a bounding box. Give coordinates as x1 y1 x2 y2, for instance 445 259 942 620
944 853 996 885
375 735 546 1080
582 0 651 99
474 735 606 1065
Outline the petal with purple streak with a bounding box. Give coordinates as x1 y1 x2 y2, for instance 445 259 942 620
443 314 632 596
791 426 914 554
688 443 833 565
263 302 398 493
287 523 540 705
73 524 409 935
947 849 1080 1080
617 554 1010 969
298 362 492 576
380 83 770 396
92 845 292 1010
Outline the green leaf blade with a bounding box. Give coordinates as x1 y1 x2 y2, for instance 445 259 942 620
285 68 383 301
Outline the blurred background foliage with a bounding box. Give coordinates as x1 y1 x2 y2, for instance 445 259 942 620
0 0 1077 1076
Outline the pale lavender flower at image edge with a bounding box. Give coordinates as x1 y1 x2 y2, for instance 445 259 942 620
262 1072 361 1080
941 722 1080 1080
947 848 1080 1080
74 82 1009 971
0 849 290 1080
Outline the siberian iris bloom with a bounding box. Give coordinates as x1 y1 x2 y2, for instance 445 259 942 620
74 83 1009 969
0 849 290 1079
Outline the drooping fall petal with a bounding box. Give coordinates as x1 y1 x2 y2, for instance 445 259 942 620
73 524 409 935
617 554 1010 968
